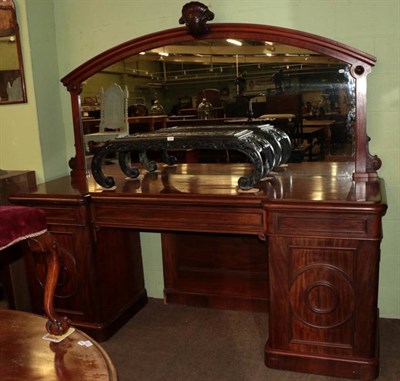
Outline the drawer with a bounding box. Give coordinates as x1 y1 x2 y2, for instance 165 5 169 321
92 201 264 235
40 204 89 226
266 207 383 239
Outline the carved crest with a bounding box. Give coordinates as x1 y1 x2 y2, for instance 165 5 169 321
179 1 214 36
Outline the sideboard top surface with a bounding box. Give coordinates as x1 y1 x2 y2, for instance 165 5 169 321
8 162 384 207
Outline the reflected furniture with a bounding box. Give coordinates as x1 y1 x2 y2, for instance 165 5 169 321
128 115 168 132
84 83 129 154
9 3 387 380
90 125 291 190
83 115 168 154
302 119 337 159
98 83 129 134
0 309 117 381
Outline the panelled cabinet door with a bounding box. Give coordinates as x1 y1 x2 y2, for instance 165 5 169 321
264 203 384 380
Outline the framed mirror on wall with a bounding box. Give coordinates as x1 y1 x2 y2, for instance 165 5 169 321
0 0 27 104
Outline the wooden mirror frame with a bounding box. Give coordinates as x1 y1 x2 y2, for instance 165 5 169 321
62 22 380 185
0 0 27 104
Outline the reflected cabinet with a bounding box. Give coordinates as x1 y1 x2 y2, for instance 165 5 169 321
10 2 386 380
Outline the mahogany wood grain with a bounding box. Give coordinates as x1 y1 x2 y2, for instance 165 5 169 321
9 11 386 379
9 189 147 342
161 232 269 311
0 310 117 381
9 162 387 380
0 170 36 205
60 24 378 184
26 231 70 336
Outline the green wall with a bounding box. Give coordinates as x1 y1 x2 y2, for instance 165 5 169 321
0 0 45 182
4 0 399 317
25 0 68 181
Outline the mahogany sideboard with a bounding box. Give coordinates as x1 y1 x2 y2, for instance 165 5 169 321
9 161 386 380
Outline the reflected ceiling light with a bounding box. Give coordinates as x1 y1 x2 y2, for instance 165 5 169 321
264 41 275 51
158 51 169 57
226 39 242 46
139 52 146 55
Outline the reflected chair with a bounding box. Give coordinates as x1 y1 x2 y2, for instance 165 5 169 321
84 83 129 154
98 83 129 133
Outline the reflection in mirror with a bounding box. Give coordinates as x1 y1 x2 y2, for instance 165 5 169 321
81 39 355 163
0 0 27 104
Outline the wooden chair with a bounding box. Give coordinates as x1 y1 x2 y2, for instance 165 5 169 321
0 207 117 380
0 206 70 335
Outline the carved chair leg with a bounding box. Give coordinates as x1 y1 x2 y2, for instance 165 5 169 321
27 232 70 335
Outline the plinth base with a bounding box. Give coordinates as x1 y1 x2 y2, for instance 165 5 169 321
265 340 379 380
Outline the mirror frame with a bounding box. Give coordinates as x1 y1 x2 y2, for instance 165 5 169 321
62 22 381 184
0 0 27 104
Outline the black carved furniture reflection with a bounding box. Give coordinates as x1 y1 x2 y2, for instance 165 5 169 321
91 125 291 190
157 124 292 168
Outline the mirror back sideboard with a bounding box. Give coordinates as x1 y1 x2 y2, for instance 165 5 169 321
9 5 387 380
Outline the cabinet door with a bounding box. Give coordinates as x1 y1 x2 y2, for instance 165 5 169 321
264 204 384 379
20 202 147 341
268 236 380 358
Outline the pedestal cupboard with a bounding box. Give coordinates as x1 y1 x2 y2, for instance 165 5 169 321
10 8 387 380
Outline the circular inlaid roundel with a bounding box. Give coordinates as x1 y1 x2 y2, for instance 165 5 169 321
290 266 355 329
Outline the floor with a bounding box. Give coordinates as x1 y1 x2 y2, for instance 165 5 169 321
101 298 400 381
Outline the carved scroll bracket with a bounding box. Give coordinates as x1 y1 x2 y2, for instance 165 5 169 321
179 1 215 37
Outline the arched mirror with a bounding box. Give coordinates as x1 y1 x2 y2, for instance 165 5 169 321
81 41 355 159
0 0 27 104
62 3 380 184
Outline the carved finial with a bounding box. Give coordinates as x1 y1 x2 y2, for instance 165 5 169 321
179 1 214 37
